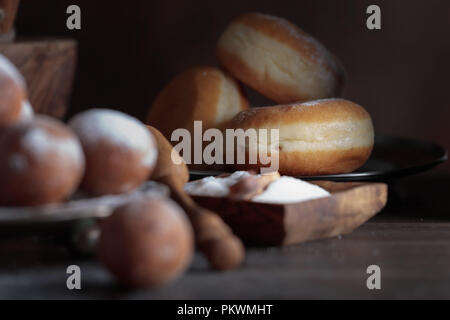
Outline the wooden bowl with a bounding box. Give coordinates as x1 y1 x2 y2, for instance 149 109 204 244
192 181 388 246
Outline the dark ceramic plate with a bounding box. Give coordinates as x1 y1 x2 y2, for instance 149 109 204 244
190 135 448 182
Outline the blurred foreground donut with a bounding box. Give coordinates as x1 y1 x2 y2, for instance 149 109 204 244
228 99 374 176
69 109 157 196
217 12 345 104
0 116 85 206
18 100 34 122
0 54 27 128
98 195 194 288
147 66 248 140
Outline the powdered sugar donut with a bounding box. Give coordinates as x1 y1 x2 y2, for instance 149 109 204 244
0 116 85 206
0 54 27 128
17 100 34 122
69 109 158 195
217 13 345 104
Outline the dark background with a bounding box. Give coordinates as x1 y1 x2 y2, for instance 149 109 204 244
15 0 450 174
2 1 450 300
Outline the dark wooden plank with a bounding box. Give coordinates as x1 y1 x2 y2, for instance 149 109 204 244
0 217 450 299
0 39 77 118
0 176 449 299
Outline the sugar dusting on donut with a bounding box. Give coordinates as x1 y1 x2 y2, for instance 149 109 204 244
69 109 156 167
252 176 330 204
300 98 342 107
272 14 343 78
17 100 34 122
0 117 86 206
20 124 85 166
184 171 251 197
239 13 341 76
265 14 328 64
218 13 345 103
0 54 25 86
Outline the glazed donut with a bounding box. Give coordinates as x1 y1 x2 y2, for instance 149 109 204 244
98 195 193 288
0 116 85 206
147 66 248 140
69 109 157 196
0 54 27 128
217 12 345 104
227 99 374 176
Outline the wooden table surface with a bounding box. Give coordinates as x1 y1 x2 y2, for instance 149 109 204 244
0 175 449 300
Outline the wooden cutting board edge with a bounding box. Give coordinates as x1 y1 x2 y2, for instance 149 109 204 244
282 182 388 245
193 181 388 246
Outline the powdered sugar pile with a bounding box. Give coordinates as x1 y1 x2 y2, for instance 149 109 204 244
184 171 250 197
69 109 156 167
185 171 330 204
252 176 330 204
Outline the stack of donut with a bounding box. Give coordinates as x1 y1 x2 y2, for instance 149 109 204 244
0 54 194 289
0 13 376 288
146 12 374 175
0 104 159 206
0 51 161 206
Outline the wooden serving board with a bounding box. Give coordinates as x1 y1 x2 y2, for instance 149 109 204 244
192 181 388 246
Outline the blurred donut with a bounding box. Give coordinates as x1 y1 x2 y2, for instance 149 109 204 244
0 54 27 128
0 116 85 206
17 100 34 122
147 66 248 140
69 109 157 195
98 195 194 288
217 12 345 104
